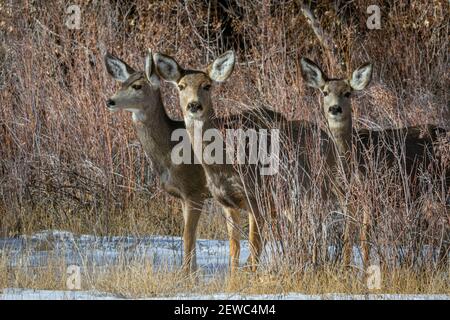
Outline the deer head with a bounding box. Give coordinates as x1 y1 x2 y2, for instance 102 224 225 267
300 58 373 129
154 51 235 122
104 50 161 119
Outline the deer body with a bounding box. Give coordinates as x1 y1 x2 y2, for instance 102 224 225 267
104 51 214 274
155 51 333 270
300 58 448 267
134 108 207 199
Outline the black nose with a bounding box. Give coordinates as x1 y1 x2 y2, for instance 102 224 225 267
107 99 116 107
187 102 202 113
328 105 342 115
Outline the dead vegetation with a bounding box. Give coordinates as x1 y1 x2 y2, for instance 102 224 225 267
0 0 449 293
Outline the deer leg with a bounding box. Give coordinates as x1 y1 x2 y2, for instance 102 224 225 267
247 201 264 272
182 198 202 275
342 205 354 267
224 207 241 274
437 225 449 269
438 244 449 269
360 209 370 269
334 183 354 267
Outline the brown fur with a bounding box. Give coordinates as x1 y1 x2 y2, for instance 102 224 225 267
301 57 449 267
155 52 334 271
104 52 243 275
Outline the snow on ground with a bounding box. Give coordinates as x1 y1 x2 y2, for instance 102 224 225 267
0 230 449 300
1 288 449 300
1 288 121 300
0 229 252 275
157 293 450 300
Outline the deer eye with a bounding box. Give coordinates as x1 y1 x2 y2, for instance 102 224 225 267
344 92 351 98
132 84 142 90
323 91 328 97
203 84 211 91
178 83 186 91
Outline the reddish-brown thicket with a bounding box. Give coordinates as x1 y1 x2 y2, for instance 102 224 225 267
0 1 448 269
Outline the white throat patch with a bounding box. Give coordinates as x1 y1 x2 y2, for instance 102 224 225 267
132 110 147 122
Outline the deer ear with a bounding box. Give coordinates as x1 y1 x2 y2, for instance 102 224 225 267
104 53 135 82
207 50 235 82
300 57 326 89
144 49 160 87
350 63 373 91
154 53 183 83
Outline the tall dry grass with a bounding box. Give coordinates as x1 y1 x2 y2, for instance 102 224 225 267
1 246 449 296
0 0 448 279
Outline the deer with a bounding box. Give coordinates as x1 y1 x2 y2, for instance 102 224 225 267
104 50 242 275
300 57 449 268
154 51 335 271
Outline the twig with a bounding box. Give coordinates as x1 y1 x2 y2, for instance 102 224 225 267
298 1 346 73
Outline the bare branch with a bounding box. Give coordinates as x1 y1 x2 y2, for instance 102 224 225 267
299 1 346 73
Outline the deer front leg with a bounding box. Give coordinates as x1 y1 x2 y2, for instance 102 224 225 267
247 201 264 272
182 198 202 275
335 187 354 267
360 209 370 269
224 207 241 274
342 207 354 267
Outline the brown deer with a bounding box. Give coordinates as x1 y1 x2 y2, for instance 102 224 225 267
154 51 334 271
104 50 242 274
300 57 449 267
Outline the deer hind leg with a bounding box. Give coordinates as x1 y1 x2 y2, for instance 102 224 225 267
437 224 449 269
224 207 241 274
438 243 449 269
182 197 203 275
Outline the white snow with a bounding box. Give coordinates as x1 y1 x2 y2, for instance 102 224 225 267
0 288 122 300
1 288 448 300
0 230 448 300
0 230 252 273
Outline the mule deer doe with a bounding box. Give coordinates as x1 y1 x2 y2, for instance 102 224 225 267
104 50 241 275
300 58 449 267
154 51 334 271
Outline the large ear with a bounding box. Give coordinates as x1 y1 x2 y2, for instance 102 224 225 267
104 53 135 82
350 63 373 91
144 49 160 87
153 53 183 83
207 50 235 82
300 57 326 89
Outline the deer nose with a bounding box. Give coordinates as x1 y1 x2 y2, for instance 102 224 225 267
107 99 116 107
328 105 342 115
187 102 202 113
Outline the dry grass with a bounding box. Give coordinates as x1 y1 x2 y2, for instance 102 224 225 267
0 0 449 295
1 253 448 297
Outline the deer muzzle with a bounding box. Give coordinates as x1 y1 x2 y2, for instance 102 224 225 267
328 105 342 116
187 102 203 113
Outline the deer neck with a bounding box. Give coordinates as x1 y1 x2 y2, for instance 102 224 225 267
328 118 353 158
132 94 173 172
185 112 212 156
185 112 228 175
